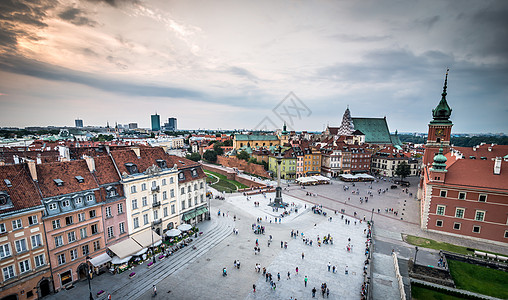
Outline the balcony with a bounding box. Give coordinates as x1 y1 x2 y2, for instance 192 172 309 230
151 186 160 193
152 201 161 208
152 219 162 226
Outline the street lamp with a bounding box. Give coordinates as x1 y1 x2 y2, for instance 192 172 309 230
151 226 156 264
414 246 419 263
370 208 374 223
86 256 93 300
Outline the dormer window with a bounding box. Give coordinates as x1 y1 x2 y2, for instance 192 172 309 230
178 172 185 181
54 179 64 186
191 169 198 177
75 176 85 183
0 192 10 205
86 195 94 202
61 200 70 208
179 160 185 166
125 163 139 174
48 203 57 210
3 179 12 187
106 186 117 198
156 159 167 169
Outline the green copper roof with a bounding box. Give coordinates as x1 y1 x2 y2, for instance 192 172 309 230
431 148 447 171
431 69 452 124
352 117 392 144
390 133 402 146
235 134 279 141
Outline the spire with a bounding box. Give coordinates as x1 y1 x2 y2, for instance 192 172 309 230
431 68 452 124
337 107 355 136
430 148 448 172
282 122 287 134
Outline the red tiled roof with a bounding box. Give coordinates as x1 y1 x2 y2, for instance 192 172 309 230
444 159 508 191
36 160 98 198
0 164 43 213
93 156 120 185
452 144 508 160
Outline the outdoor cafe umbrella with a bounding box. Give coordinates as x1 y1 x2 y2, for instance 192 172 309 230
178 224 192 231
166 228 182 237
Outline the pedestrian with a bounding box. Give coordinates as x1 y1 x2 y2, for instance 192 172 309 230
152 285 157 297
345 265 349 275
332 265 336 273
326 288 330 298
287 271 291 279
304 275 308 287
108 294 111 300
277 272 280 281
281 241 283 248
302 252 305 259
296 267 299 274
327 262 331 272
273 282 276 291
312 287 317 298
253 284 256 292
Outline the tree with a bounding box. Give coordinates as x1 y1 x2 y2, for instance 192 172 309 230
248 157 257 164
186 152 201 162
261 160 268 170
213 142 224 156
223 139 233 147
395 161 411 181
237 150 250 162
203 150 217 163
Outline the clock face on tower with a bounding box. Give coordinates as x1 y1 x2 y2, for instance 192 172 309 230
436 128 444 137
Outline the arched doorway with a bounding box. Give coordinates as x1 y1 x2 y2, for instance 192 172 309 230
0 294 18 300
77 263 88 281
38 277 52 297
155 227 160 235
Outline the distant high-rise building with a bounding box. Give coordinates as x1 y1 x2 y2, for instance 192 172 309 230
151 113 161 131
75 119 83 128
129 123 138 129
168 117 177 131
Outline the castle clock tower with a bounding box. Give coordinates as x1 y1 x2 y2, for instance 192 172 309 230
423 69 453 166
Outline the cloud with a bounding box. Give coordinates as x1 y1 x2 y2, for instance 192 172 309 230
58 7 98 27
228 66 259 84
85 0 139 7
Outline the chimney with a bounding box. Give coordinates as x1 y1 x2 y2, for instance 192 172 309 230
84 156 95 172
488 147 492 152
13 155 19 164
26 159 37 181
494 157 501 175
131 147 141 158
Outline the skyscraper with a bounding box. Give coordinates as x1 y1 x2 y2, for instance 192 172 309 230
168 117 177 131
151 113 160 131
75 119 83 128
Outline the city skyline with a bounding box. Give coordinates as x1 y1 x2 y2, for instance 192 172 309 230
1 0 507 133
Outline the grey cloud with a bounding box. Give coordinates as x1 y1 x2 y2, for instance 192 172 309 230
85 0 139 7
58 7 98 27
229 66 259 84
414 15 440 30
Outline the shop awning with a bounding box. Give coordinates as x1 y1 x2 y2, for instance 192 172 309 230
131 229 162 248
89 253 112 267
111 255 132 265
133 248 148 256
182 206 208 221
108 238 143 259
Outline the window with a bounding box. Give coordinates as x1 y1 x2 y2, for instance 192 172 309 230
82 244 89 256
52 219 61 229
31 234 43 248
478 194 487 202
0 244 11 258
0 223 6 233
131 186 137 193
187 186 191 193
80 228 87 239
201 194 204 203
181 200 185 210
194 184 198 191
194 196 198 205
70 249 78 260
133 217 139 229
61 200 70 208
15 239 27 253
143 214 149 225
458 192 466 200
107 226 114 239
86 195 94 202
2 265 15 281
440 190 447 197
57 253 66 266
12 219 22 230
28 215 38 225
163 191 167 200
93 241 100 251
153 194 158 203
132 199 138 210
19 259 30 273
154 210 158 220
181 187 185 195
436 220 443 227
119 222 125 234
141 183 147 191
505 231 508 238
170 177 174 184
455 208 465 219
91 224 98 235
75 197 82 205
54 236 63 247
65 216 73 226
188 199 192 208
34 254 45 267
453 223 461 230
49 203 57 210
78 213 85 222
152 181 157 188
170 189 175 198
162 179 166 185
475 210 485 222
200 182 204 189
171 204 175 214
105 207 112 218
472 225 481 233
67 231 76 243
164 207 168 217
142 197 148 207
89 210 96 218
117 203 124 214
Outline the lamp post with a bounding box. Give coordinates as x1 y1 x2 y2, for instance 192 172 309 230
370 208 374 223
86 256 93 300
151 225 156 264
414 246 419 263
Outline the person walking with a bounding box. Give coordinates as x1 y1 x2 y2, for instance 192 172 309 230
304 276 308 287
327 262 331 272
152 285 157 297
287 271 291 279
253 284 256 292
312 287 317 298
296 267 299 275
277 272 280 281
302 252 305 259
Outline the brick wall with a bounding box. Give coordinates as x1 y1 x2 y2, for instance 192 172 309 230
202 164 266 188
217 156 270 178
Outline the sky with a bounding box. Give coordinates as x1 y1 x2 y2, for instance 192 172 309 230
0 0 507 134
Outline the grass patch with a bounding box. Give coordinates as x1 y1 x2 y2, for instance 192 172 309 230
204 170 248 193
447 259 508 299
405 235 470 255
411 284 466 300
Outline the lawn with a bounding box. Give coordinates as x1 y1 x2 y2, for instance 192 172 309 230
411 284 466 300
447 259 508 299
204 170 248 193
404 235 470 255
